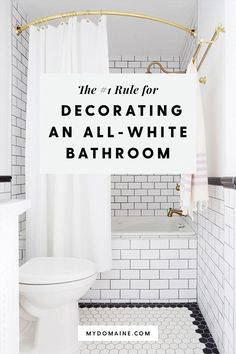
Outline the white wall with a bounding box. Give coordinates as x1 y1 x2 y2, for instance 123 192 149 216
0 0 12 175
225 0 236 177
198 0 236 177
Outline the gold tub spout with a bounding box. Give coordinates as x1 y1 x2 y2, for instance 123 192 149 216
167 208 185 217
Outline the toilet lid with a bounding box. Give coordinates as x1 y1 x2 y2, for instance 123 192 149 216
19 257 97 285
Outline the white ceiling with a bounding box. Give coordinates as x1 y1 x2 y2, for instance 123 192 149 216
18 0 197 56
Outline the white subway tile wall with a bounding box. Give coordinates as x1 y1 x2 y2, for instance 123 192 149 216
109 55 181 74
197 185 235 354
110 55 181 216
0 183 11 201
0 2 29 263
12 1 29 264
111 175 181 216
82 236 197 303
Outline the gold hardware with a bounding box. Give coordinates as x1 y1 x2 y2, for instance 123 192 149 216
199 76 207 84
146 24 224 79
193 25 225 71
167 208 185 217
15 10 196 36
176 183 180 191
146 61 185 74
146 61 207 84
15 13 224 76
192 42 203 64
16 26 22 35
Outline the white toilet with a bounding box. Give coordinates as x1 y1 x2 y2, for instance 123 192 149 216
19 257 97 354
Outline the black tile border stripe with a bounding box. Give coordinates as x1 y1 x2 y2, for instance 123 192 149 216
208 176 236 189
79 302 219 354
0 176 12 183
1 175 234 189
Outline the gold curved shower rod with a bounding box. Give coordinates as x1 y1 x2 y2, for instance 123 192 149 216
145 25 225 83
15 10 196 36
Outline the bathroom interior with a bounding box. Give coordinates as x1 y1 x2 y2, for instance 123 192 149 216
0 0 235 354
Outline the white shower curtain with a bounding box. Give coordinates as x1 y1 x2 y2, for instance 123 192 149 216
26 17 112 272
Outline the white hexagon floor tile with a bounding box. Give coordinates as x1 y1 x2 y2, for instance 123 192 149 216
77 306 207 353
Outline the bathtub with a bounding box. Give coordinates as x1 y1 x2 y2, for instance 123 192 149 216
111 216 195 237
83 216 197 303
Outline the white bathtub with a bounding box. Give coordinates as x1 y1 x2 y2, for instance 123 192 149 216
111 216 195 238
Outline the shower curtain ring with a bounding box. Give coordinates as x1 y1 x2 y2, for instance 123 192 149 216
86 10 90 23
99 10 103 22
44 18 49 29
65 15 69 25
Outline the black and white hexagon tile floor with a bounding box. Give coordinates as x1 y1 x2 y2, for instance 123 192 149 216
78 303 219 354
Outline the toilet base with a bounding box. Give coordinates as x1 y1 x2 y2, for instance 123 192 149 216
20 302 80 354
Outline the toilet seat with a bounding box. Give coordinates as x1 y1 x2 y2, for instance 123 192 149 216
19 257 96 285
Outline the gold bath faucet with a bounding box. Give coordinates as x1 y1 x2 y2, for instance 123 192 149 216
167 208 185 217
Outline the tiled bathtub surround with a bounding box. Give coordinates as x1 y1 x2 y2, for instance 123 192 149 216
111 175 180 217
82 236 197 303
197 185 235 354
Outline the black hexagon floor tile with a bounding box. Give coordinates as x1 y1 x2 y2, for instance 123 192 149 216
79 302 219 354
